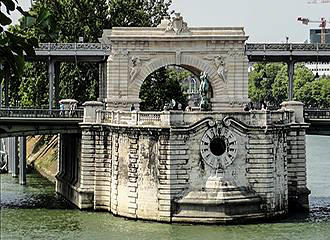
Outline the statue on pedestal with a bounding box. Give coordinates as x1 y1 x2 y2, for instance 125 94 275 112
199 71 209 111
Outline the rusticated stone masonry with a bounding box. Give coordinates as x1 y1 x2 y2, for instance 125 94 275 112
157 132 189 222
287 127 310 210
56 100 309 223
93 129 112 211
127 132 139 218
246 128 288 215
246 132 276 212
80 129 95 190
110 131 120 214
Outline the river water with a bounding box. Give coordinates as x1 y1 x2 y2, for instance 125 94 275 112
0 135 330 240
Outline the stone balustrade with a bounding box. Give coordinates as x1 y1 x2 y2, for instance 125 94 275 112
91 108 295 127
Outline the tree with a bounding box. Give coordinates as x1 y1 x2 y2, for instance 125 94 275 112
296 77 330 108
272 65 288 106
18 62 48 107
248 63 284 106
108 0 172 28
249 63 320 108
139 67 189 111
14 0 173 106
0 0 38 80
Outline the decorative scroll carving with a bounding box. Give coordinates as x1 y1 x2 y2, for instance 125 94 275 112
200 118 238 170
162 13 191 35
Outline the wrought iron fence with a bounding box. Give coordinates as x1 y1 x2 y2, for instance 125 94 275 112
246 43 330 52
36 43 112 51
304 109 330 119
0 108 84 119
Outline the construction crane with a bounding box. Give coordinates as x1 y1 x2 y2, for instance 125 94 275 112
297 17 327 43
307 0 330 4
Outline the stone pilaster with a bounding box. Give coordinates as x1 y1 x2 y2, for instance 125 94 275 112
287 127 310 211
127 132 139 217
281 101 310 211
110 131 120 214
158 132 189 222
246 132 276 213
93 130 112 210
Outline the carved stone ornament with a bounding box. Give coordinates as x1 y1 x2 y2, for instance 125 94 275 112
130 57 142 82
200 119 238 170
204 56 228 82
214 56 228 82
129 56 150 82
162 13 191 35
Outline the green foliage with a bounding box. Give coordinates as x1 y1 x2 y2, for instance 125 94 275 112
108 0 172 28
18 62 48 107
31 0 109 43
59 63 98 102
14 0 173 107
139 67 188 111
248 63 284 105
249 62 330 108
0 0 38 80
272 64 288 106
18 6 59 42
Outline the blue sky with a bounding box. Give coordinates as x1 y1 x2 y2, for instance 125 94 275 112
6 0 330 43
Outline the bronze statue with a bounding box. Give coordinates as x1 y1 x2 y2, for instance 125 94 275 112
199 71 209 111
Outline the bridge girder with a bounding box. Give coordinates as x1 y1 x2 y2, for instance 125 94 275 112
0 118 82 138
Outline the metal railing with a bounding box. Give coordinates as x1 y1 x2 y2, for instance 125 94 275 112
304 109 330 120
35 43 112 51
0 108 84 119
246 43 330 52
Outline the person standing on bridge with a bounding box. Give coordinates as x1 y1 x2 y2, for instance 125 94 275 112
60 103 65 117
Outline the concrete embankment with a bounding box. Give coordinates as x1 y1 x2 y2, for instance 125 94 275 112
27 135 58 183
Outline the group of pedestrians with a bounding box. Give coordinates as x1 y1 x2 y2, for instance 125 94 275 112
59 102 78 117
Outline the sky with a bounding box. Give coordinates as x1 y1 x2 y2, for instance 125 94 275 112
5 0 330 43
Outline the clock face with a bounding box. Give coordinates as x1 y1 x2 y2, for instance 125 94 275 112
200 125 238 170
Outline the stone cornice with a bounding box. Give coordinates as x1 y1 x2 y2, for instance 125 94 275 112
101 27 248 43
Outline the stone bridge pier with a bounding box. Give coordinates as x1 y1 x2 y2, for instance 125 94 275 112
54 15 311 223
55 100 310 223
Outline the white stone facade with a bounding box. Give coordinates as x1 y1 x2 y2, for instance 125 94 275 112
305 62 330 76
55 16 310 223
56 102 310 223
100 14 249 111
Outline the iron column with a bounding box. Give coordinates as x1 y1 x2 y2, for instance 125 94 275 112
54 62 60 109
7 137 13 173
48 59 55 111
288 61 295 101
19 136 27 185
11 136 19 178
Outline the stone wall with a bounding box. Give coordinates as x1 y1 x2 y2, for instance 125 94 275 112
56 101 310 223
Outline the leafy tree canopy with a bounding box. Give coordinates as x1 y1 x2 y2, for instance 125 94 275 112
0 0 39 79
249 62 330 108
140 67 189 111
13 0 173 107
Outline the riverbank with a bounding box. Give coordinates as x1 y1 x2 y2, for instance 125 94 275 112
26 135 58 183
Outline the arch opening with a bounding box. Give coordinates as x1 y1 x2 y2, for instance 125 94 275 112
138 65 213 111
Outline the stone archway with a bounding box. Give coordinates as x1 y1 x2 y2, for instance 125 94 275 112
129 55 220 101
100 13 249 111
